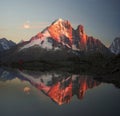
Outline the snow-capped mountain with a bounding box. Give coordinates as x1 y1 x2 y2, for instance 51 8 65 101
19 18 109 54
1 19 111 64
20 19 73 51
0 38 16 52
109 37 120 55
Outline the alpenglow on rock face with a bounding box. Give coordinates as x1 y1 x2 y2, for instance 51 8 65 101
0 38 16 52
20 18 109 54
109 37 120 55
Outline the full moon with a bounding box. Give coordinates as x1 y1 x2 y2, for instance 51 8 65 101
23 24 30 29
23 21 30 29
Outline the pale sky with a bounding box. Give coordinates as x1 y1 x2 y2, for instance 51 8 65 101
0 0 120 46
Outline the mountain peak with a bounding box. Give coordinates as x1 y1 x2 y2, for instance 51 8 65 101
51 18 71 28
48 19 73 42
56 18 64 22
52 18 65 24
0 38 7 41
0 38 16 52
76 24 87 47
77 25 84 33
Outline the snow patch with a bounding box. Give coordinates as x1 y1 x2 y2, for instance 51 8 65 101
20 30 53 50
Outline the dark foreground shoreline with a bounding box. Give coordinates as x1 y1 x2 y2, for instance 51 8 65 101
0 63 120 89
0 54 120 88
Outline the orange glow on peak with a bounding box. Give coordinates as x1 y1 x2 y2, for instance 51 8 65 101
48 22 73 43
48 82 73 105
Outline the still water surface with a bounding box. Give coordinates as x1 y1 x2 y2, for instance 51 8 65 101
0 68 120 116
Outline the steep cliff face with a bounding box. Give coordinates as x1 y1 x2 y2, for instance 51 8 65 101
75 25 87 50
48 19 73 44
76 25 87 45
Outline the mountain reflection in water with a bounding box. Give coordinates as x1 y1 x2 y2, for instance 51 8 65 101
0 68 100 105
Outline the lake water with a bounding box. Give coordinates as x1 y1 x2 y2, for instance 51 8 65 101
0 68 120 116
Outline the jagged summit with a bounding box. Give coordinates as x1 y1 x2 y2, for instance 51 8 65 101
52 18 67 25
19 18 109 54
76 24 87 49
48 18 73 43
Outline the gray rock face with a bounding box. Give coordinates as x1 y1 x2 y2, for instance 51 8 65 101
0 38 16 52
109 37 120 54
